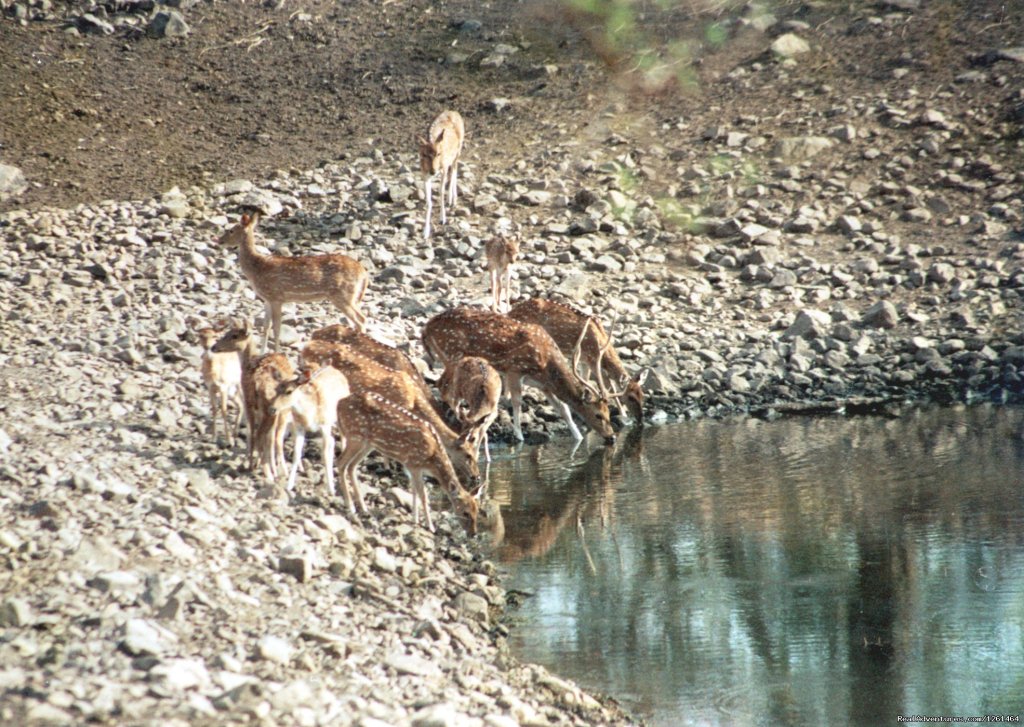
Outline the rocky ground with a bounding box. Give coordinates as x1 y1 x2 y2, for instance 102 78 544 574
2 0 1024 725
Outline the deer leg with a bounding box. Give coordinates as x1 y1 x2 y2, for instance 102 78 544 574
270 302 284 352
335 439 363 515
449 160 458 209
207 386 219 439
410 470 434 533
260 301 274 353
489 269 500 312
501 267 513 312
286 427 306 496
322 427 336 499
508 376 525 442
546 392 584 442
441 166 452 225
423 174 434 240
229 390 243 447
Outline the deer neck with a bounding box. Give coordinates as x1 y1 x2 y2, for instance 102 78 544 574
237 228 269 271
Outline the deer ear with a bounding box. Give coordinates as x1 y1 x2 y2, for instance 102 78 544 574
635 368 650 387
240 213 250 226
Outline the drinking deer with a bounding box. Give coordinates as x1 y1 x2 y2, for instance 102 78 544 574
508 298 648 423
484 236 520 313
212 321 295 477
419 110 465 240
301 340 481 492
438 356 502 463
335 391 479 535
191 318 244 446
422 307 616 445
311 324 442 416
266 364 350 498
218 211 369 352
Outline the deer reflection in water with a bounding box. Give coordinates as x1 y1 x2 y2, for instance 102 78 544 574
484 427 647 570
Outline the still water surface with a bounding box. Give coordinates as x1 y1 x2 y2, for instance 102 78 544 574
484 405 1024 727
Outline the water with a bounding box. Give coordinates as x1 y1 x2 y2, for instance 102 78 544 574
483 405 1024 727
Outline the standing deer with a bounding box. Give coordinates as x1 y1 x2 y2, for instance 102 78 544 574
438 356 502 463
419 110 465 240
191 318 244 446
218 211 369 352
311 324 442 416
422 307 616 445
266 364 350 498
301 340 481 493
484 236 520 313
212 321 294 477
508 298 648 423
335 391 479 535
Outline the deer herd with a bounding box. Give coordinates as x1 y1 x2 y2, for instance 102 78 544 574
192 110 650 538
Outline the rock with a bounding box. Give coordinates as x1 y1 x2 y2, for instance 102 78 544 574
837 215 862 233
148 10 190 38
150 658 211 691
0 598 33 627
122 618 177 656
927 263 956 285
783 309 832 340
454 591 489 625
257 635 292 664
862 301 899 329
76 13 114 35
771 33 810 58
278 555 314 582
771 136 833 160
0 164 28 200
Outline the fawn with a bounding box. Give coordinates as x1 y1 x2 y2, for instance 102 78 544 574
438 356 502 464
191 318 244 446
419 110 465 240
484 236 520 313
266 364 350 498
218 211 369 352
335 391 479 535
212 321 295 477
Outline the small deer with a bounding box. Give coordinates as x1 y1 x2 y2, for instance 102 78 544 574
438 356 502 463
423 307 616 445
484 236 520 313
311 324 442 416
301 340 481 493
212 321 295 477
218 211 369 352
266 364 350 498
335 391 479 535
190 318 244 446
508 298 648 423
419 110 465 240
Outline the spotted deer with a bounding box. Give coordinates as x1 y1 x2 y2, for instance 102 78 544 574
212 321 295 477
266 364 350 498
190 318 244 446
422 307 616 444
419 110 465 240
335 391 479 535
218 211 369 352
311 324 442 416
301 340 480 493
438 356 502 463
484 236 520 313
508 298 648 423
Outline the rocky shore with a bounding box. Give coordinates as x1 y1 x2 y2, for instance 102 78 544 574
2 0 1024 725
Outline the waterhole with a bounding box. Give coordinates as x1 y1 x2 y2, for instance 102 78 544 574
483 405 1024 726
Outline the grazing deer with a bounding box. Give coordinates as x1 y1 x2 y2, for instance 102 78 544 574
438 356 502 463
484 236 520 313
266 364 350 498
218 211 369 352
311 324 442 416
212 321 294 477
335 391 479 535
191 318 244 446
301 340 481 492
508 298 648 423
422 307 616 445
419 110 465 240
